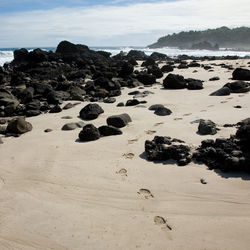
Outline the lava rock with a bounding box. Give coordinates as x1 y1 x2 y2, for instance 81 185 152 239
144 136 191 166
161 64 174 73
62 122 85 131
210 87 231 96
6 117 32 134
224 81 250 93
232 68 250 80
198 119 217 135
187 80 203 90
98 125 122 136
78 124 100 141
125 99 140 106
107 113 132 128
79 103 104 120
154 107 172 116
163 74 186 89
148 104 165 111
137 73 156 85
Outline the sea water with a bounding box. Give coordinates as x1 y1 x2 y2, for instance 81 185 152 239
0 46 250 66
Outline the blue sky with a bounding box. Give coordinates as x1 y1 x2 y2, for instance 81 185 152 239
0 0 249 47
0 0 171 14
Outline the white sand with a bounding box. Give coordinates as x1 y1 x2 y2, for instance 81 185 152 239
0 59 250 250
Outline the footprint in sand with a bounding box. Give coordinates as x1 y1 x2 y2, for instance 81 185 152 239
128 138 139 144
174 117 183 121
123 153 135 159
145 130 156 135
207 105 214 107
183 113 192 116
200 110 207 112
138 189 154 199
227 97 233 100
239 94 245 97
154 122 164 127
116 168 128 177
220 101 227 104
154 216 172 231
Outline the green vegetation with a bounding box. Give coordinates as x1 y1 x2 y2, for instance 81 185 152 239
148 27 250 49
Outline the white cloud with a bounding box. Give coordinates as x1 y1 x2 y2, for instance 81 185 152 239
0 0 249 47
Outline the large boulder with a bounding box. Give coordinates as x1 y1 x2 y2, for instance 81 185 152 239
78 124 100 141
107 113 132 128
6 117 32 134
137 73 156 85
232 68 250 80
163 74 187 89
127 50 147 60
79 103 104 120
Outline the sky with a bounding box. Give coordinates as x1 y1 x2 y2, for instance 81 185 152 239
0 0 249 47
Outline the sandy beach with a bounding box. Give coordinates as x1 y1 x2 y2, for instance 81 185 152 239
0 58 250 250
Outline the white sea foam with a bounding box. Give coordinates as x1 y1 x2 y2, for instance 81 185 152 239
99 46 250 58
1 46 250 66
0 50 13 66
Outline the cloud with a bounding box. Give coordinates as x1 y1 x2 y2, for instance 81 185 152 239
0 0 249 47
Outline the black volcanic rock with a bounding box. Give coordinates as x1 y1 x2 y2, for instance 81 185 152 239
193 120 250 173
78 124 100 141
137 73 156 85
106 113 132 128
125 99 140 106
224 81 250 93
144 136 191 166
141 58 156 67
154 107 172 116
161 64 174 73
79 103 104 120
98 125 122 136
210 87 231 96
127 50 147 60
232 68 250 80
119 62 134 77
198 119 217 135
6 117 32 134
147 65 163 78
163 74 186 89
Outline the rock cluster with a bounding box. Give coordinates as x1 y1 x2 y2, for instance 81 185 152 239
193 119 250 173
145 136 192 166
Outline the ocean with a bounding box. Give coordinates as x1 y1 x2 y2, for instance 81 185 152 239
1 46 250 66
